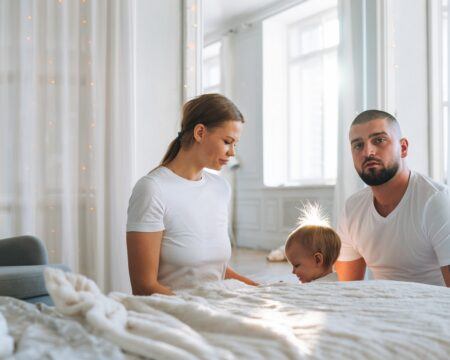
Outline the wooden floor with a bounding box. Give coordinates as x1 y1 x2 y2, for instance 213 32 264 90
229 247 298 284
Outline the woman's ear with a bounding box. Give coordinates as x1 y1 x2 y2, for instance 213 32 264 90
193 123 206 143
314 252 324 267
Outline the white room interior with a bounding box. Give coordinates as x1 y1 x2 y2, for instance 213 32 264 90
1 0 449 292
2 1 450 358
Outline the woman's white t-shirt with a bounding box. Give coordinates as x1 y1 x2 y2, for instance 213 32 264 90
126 167 231 290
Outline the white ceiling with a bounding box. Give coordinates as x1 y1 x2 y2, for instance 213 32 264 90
203 0 281 36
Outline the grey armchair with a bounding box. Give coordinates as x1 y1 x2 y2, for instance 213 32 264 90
0 235 69 305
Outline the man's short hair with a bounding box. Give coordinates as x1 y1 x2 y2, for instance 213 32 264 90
351 110 401 136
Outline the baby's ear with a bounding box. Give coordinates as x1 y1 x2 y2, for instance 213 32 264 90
314 252 324 266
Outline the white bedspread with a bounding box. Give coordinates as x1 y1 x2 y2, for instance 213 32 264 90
0 312 13 358
3 268 450 359
42 268 450 359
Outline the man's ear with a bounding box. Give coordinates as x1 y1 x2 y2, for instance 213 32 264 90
314 252 324 267
193 123 206 143
400 138 409 158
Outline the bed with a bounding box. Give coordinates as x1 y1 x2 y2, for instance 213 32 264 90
1 268 450 359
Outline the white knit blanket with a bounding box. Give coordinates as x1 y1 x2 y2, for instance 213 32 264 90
0 312 14 358
43 268 450 359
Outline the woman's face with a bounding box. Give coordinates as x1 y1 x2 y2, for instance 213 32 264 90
197 120 243 171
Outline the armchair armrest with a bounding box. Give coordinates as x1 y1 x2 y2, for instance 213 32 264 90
0 235 48 266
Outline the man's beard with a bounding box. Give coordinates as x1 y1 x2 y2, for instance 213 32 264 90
357 160 399 186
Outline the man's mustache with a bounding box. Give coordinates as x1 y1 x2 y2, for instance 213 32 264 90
362 157 383 167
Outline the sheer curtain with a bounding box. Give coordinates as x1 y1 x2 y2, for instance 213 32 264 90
0 0 134 293
334 0 365 223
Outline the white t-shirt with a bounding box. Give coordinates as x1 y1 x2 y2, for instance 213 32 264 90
126 167 232 290
338 171 450 286
312 272 338 283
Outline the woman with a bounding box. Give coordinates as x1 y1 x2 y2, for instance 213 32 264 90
126 94 257 295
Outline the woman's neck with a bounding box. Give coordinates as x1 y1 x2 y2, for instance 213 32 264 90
165 149 203 181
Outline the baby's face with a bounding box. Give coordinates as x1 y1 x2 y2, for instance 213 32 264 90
285 243 324 283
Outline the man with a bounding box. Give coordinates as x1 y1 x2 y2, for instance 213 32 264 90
335 110 450 286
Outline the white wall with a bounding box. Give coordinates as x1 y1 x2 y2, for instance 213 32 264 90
134 0 182 180
389 0 429 175
226 24 335 250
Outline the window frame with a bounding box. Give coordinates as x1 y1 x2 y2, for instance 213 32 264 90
264 7 339 187
202 41 222 94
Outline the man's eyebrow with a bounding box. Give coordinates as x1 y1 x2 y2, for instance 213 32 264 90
350 131 389 144
368 131 388 138
350 137 362 145
226 135 237 142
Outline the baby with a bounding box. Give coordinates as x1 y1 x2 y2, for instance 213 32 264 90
285 224 341 283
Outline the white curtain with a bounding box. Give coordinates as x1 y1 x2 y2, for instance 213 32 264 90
334 0 365 224
0 0 134 293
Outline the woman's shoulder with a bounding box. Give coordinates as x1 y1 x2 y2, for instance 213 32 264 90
133 168 167 193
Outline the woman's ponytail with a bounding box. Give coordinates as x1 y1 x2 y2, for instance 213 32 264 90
160 137 182 166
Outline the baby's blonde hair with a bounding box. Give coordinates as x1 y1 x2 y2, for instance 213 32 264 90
285 225 341 268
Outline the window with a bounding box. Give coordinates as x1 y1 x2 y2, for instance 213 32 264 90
202 41 222 94
430 0 449 183
263 0 339 187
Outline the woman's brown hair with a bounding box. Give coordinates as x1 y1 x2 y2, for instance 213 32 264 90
160 93 244 166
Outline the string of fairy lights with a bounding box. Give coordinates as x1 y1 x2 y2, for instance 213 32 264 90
184 0 202 101
21 0 100 258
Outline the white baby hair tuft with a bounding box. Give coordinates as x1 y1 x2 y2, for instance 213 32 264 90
296 202 330 228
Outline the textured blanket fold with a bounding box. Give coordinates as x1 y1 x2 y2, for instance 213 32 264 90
44 268 305 360
0 312 14 358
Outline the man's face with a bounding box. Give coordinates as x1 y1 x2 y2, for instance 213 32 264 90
349 118 407 186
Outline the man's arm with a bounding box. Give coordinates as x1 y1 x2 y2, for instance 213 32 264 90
335 258 366 281
441 265 450 287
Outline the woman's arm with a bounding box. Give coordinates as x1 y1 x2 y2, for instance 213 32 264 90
126 231 174 295
225 266 259 286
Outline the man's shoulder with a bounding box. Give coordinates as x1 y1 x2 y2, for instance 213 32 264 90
342 186 372 219
412 171 447 195
345 186 372 206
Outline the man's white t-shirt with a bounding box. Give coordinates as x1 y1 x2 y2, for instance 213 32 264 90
338 171 450 286
126 167 231 290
